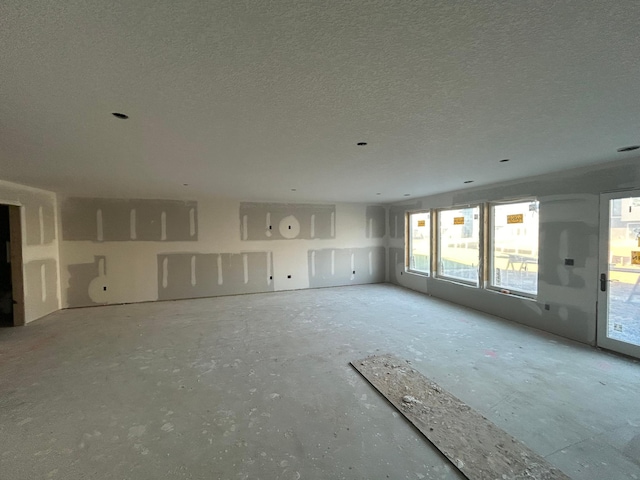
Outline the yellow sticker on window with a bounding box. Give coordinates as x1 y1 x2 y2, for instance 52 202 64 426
632 251 640 265
453 217 465 225
507 213 524 224
417 219 426 227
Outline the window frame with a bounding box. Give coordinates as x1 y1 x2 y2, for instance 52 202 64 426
488 199 539 298
406 210 432 276
435 204 484 287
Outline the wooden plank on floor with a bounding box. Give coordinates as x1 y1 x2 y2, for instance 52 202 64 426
351 354 571 480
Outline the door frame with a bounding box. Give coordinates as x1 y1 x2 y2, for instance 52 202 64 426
597 190 640 358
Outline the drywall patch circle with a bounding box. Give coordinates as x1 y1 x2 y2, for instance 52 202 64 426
279 215 300 239
86 257 108 304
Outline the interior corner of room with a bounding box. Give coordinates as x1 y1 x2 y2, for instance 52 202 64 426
2 2 640 478
4 156 640 355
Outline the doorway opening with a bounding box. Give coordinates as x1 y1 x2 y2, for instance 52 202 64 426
0 204 24 327
0 205 13 326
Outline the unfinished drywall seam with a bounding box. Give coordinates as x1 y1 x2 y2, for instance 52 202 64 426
61 198 199 242
157 252 274 300
240 203 336 240
308 247 385 288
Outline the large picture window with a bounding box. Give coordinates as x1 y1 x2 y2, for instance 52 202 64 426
437 206 480 285
408 211 430 275
491 201 539 295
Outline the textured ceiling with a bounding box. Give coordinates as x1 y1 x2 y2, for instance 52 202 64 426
1 1 639 203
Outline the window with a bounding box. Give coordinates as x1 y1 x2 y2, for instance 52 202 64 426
437 206 480 285
408 211 430 275
491 201 539 295
404 200 540 298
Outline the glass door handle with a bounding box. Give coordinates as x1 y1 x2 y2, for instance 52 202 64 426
600 273 607 291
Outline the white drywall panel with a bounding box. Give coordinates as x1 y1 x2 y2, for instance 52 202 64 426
0 179 60 323
59 197 386 307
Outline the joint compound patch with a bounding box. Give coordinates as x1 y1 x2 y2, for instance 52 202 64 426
240 202 335 240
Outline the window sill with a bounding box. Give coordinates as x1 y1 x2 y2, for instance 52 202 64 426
434 276 479 288
406 269 430 277
486 287 537 301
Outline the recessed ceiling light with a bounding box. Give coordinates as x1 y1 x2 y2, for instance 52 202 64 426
617 145 640 152
376 193 381 195
112 112 129 119
499 159 510 163
403 194 411 196
183 184 189 186
291 188 297 191
357 142 368 146
464 180 474 184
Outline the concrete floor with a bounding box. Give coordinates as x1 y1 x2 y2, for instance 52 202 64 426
1 284 639 480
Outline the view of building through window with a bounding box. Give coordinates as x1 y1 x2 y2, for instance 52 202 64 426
438 206 480 285
491 201 539 295
408 212 430 274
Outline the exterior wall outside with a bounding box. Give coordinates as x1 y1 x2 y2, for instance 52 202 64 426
388 156 640 345
0 180 60 323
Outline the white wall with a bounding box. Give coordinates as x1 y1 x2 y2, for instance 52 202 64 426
0 180 60 323
58 196 386 307
388 156 640 345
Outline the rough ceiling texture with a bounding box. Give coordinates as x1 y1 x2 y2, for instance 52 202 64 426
1 1 639 202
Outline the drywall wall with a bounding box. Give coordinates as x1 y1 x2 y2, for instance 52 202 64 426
0 180 60 323
61 198 198 242
389 203 419 239
388 156 640 345
157 252 274 300
308 247 385 288
366 206 386 239
24 259 58 321
59 197 386 307
240 203 335 240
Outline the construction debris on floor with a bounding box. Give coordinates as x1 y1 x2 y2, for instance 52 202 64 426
352 353 571 480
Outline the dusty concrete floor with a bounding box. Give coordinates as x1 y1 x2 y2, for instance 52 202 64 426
1 284 639 480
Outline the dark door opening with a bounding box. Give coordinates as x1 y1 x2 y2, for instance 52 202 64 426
0 205 13 326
